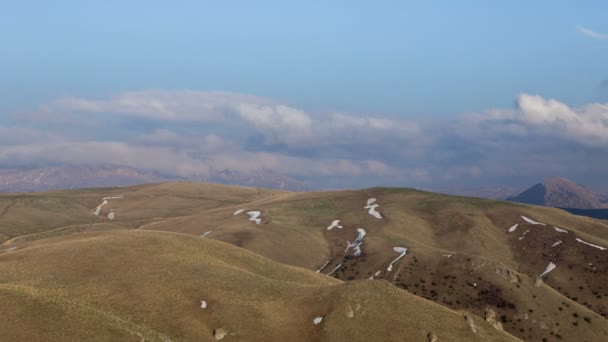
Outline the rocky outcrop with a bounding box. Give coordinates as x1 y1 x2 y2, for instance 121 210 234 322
495 265 519 283
464 314 477 333
213 327 228 340
484 307 504 331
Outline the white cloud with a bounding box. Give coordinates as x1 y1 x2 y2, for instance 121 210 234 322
45 90 315 146
40 90 426 152
577 26 608 40
461 94 608 146
7 90 608 188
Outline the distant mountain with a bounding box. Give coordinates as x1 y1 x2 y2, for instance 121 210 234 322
204 169 314 192
593 188 608 204
508 177 605 209
0 165 313 193
436 185 522 200
0 165 171 192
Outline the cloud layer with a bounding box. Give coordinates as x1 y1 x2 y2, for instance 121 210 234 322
4 90 608 188
577 26 608 40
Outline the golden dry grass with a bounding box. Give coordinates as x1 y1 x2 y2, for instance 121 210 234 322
2 182 608 340
0 230 517 341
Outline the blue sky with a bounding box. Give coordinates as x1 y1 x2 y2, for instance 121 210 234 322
1 1 608 189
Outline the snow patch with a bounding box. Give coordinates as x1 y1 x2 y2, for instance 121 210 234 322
575 238 607 251
316 260 330 273
553 227 568 233
521 216 545 225
326 263 343 276
327 220 343 230
518 230 530 240
508 224 518 233
369 270 382 279
443 254 454 258
201 231 213 238
387 247 407 272
92 196 124 216
551 240 563 247
233 209 244 216
344 228 367 256
107 212 115 220
364 198 382 219
313 317 323 325
246 211 262 224
201 301 207 309
539 262 556 277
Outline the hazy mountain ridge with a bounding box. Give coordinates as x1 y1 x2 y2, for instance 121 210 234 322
436 185 523 200
0 165 313 193
0 165 171 192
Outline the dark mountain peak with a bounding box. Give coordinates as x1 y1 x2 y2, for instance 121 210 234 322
509 177 604 209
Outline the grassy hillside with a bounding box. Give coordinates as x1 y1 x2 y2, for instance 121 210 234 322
0 230 516 342
0 182 282 244
1 182 607 341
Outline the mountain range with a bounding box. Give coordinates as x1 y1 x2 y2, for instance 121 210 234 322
0 165 312 193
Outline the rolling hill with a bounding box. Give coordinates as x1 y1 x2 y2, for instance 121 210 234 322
0 230 518 342
2 182 608 341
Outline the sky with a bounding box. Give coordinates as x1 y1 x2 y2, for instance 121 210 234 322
1 1 608 189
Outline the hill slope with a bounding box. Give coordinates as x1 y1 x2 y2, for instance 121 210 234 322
2 182 608 341
508 177 604 209
0 230 516 342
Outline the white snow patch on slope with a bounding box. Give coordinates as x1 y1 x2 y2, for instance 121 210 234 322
369 270 382 279
521 216 545 225
387 247 407 272
313 317 323 325
575 238 607 250
107 212 116 220
92 196 124 216
364 198 382 219
326 263 343 276
539 262 556 277
327 220 343 230
200 301 207 309
551 240 563 247
201 231 213 238
518 230 530 241
246 211 261 224
344 228 367 256
233 209 244 216
316 260 330 273
508 224 519 233
553 227 568 233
